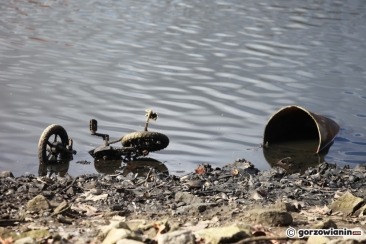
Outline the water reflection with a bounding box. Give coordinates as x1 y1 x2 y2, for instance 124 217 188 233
93 159 121 175
263 140 331 174
39 157 169 177
38 159 70 177
95 158 169 177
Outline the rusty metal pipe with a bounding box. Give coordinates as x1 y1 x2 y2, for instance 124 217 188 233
263 105 340 153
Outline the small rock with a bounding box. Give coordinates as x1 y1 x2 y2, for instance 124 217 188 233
194 224 250 244
186 180 203 189
66 187 74 195
0 171 14 178
42 191 53 197
17 185 28 193
251 209 293 226
249 190 265 200
14 237 35 244
18 230 50 241
312 219 337 229
157 230 195 244
353 203 366 217
175 203 217 215
85 192 108 202
98 220 130 239
53 200 69 216
276 200 301 212
84 181 97 189
26 195 50 212
91 188 103 195
57 215 73 225
102 228 132 244
125 219 146 231
330 191 364 216
28 187 40 193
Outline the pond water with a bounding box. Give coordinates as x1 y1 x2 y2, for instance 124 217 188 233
0 0 365 176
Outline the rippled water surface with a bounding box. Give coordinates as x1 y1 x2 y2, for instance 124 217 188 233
1 0 365 176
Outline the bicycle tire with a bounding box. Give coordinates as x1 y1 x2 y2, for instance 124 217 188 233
121 131 169 152
38 124 69 166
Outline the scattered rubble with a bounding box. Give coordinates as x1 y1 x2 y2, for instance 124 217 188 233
1 159 366 243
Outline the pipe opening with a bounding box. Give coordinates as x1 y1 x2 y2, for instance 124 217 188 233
264 107 319 151
263 106 340 173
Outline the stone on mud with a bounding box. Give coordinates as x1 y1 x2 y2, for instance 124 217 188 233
354 204 366 217
52 200 69 216
312 219 337 229
175 203 217 215
15 229 50 242
251 209 293 226
0 171 14 178
194 224 250 244
98 220 131 239
102 227 132 244
26 195 50 212
175 191 202 204
330 191 364 216
157 229 195 244
13 236 35 244
275 200 301 212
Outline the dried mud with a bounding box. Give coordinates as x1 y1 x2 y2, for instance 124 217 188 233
1 160 366 243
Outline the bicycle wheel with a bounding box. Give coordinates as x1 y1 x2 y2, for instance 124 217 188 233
38 124 69 165
121 131 169 152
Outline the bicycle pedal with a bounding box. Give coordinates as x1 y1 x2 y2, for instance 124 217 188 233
90 119 98 133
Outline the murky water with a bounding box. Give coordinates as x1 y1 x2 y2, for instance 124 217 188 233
1 0 365 176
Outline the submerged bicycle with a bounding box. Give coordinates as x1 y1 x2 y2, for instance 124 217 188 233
88 109 169 160
37 110 169 169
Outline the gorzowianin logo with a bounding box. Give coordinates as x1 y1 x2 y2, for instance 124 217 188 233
286 227 296 238
286 227 363 238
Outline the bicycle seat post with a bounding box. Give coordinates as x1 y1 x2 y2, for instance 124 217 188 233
144 110 151 131
144 109 158 131
102 134 109 146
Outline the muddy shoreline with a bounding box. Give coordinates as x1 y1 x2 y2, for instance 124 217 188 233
1 159 366 243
